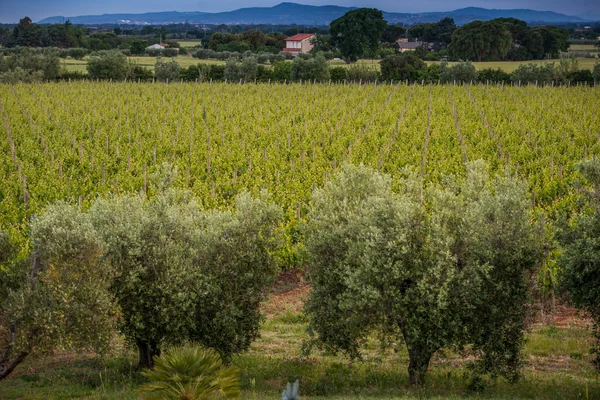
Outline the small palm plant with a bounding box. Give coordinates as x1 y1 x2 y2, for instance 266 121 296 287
282 380 300 400
137 345 241 400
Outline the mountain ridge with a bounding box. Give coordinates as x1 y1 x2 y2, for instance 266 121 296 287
37 2 590 25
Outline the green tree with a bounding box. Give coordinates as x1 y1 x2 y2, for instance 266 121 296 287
0 203 117 380
304 162 543 385
329 8 387 62
88 167 281 368
440 61 477 83
559 159 600 369
381 24 406 44
155 60 181 82
449 20 512 61
594 60 600 84
130 39 148 55
379 53 424 82
10 17 43 47
87 50 129 80
290 54 330 82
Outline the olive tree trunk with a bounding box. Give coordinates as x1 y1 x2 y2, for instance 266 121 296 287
407 346 434 385
136 339 161 369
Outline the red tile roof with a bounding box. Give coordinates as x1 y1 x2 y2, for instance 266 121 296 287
285 33 314 41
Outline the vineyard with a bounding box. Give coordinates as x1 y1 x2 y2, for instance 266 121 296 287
1 82 598 242
2 81 600 398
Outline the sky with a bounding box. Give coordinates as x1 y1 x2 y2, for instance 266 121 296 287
0 0 598 23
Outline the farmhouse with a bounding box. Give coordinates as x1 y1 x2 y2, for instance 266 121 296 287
282 33 315 55
396 40 429 53
146 43 168 50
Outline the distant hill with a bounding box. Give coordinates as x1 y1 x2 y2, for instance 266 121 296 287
37 2 588 26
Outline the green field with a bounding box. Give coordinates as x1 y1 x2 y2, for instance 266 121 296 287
569 44 599 52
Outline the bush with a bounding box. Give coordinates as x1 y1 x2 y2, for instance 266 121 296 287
510 63 555 84
59 70 89 81
417 64 441 83
290 54 330 82
155 60 181 82
67 48 89 60
138 346 241 400
379 53 424 82
87 50 129 80
130 65 154 82
224 56 258 82
347 64 380 82
256 65 274 82
567 69 594 85
162 48 179 58
559 159 600 369
477 68 511 83
0 47 60 82
594 61 600 84
440 61 477 83
329 66 349 82
272 60 292 82
305 162 543 385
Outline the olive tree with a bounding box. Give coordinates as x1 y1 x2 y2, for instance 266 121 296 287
87 50 129 80
304 162 542 385
0 204 117 380
559 159 600 369
89 167 282 368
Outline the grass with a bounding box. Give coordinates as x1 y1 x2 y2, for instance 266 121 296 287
177 40 203 48
2 302 599 399
569 44 598 52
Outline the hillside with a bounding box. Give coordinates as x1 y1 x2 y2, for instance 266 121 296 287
37 2 588 25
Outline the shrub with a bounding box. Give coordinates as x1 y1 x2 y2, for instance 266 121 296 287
290 54 330 82
417 64 441 83
256 65 274 82
510 63 555 84
559 159 600 369
440 61 477 83
379 53 424 82
305 162 543 385
224 56 258 82
59 70 89 81
272 60 292 82
347 64 380 82
155 60 181 82
67 47 89 60
329 66 349 82
567 69 594 85
477 68 511 83
0 47 60 82
87 50 129 80
138 346 241 400
162 48 179 58
594 61 600 84
130 65 154 82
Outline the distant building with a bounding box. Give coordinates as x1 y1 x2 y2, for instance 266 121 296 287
146 43 168 50
283 33 315 55
396 40 429 53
